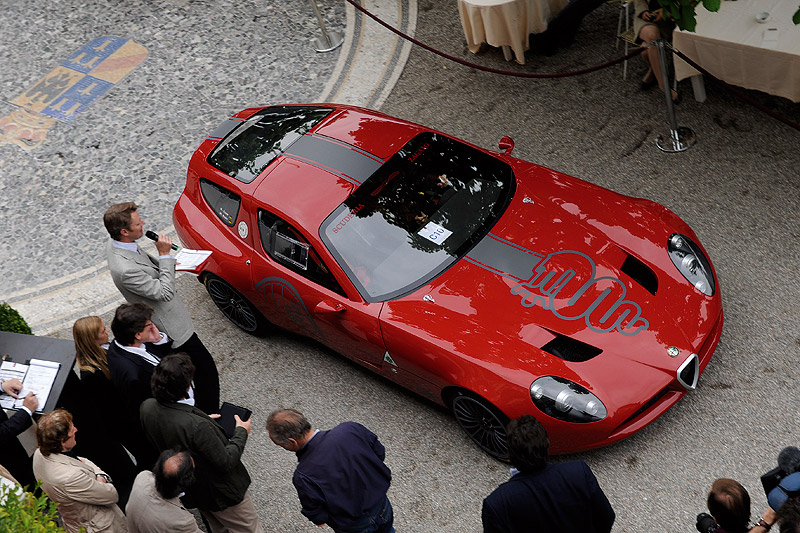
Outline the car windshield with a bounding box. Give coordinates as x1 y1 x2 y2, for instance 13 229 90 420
321 132 514 302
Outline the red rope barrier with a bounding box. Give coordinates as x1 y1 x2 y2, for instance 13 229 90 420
343 0 800 133
343 0 645 78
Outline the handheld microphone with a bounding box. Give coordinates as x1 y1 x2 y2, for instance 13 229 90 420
145 230 179 251
778 446 800 474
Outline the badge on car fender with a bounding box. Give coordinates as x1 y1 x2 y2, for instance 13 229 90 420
667 346 680 357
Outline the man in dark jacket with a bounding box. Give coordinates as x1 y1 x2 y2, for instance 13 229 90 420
140 354 261 533
0 378 38 489
107 302 171 470
267 409 393 533
481 415 615 533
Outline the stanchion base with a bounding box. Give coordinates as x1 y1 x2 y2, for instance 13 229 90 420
314 31 344 53
656 126 696 153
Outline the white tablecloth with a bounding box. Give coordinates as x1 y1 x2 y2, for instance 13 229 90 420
673 0 800 102
457 0 569 65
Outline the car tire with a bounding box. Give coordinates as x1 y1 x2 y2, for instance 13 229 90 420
450 390 510 461
203 274 270 336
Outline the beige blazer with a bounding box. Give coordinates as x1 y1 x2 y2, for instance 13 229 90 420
32 449 127 533
126 471 201 533
106 240 194 346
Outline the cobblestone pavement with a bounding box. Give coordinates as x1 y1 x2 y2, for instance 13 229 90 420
4 1 800 532
0 0 414 333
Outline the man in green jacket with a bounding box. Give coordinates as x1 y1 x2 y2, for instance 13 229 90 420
140 354 262 533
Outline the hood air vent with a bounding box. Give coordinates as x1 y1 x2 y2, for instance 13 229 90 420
542 332 602 362
621 254 658 295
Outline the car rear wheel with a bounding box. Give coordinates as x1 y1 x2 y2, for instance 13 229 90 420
450 391 510 461
203 274 270 336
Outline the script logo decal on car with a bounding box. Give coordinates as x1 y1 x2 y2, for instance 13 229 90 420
510 250 649 336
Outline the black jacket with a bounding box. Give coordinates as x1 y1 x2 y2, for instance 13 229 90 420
106 340 170 469
139 399 251 512
482 461 615 533
0 407 35 489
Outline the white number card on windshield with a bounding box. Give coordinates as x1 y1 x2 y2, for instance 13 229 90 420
418 221 453 244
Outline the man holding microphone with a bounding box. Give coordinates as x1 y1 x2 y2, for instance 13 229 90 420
103 202 219 414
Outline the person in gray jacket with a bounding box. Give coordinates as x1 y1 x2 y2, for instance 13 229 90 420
126 449 201 533
104 201 219 414
140 354 261 533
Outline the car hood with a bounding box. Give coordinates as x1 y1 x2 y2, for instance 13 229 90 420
384 162 721 395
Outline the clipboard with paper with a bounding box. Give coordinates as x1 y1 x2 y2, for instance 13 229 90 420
0 359 60 412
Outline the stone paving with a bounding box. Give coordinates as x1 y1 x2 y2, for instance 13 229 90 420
0 0 415 333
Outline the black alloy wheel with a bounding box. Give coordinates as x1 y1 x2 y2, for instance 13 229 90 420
451 391 509 461
204 274 270 336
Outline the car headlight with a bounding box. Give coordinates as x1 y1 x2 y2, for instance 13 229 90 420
529 376 607 423
667 233 715 296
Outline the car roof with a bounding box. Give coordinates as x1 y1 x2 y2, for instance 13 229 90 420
243 104 429 232
251 156 356 232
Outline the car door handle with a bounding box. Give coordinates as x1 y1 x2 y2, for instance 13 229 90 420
314 300 346 314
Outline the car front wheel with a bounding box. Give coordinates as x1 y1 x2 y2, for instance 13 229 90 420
451 391 510 461
203 274 270 336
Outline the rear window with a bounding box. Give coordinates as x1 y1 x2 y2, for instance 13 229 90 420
207 106 333 183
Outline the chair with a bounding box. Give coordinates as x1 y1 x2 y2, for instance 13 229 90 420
614 0 632 50
607 0 634 79
618 27 638 79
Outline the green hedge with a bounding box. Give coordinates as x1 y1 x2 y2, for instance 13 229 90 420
0 302 32 335
0 482 63 532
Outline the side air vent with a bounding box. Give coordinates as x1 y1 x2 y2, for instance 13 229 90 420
541 333 602 362
621 254 658 295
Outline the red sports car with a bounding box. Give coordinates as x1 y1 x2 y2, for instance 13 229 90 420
173 104 723 458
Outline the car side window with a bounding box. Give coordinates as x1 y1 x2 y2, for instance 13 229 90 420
200 178 241 227
258 210 346 296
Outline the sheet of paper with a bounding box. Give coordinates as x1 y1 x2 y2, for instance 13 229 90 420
417 221 453 244
762 28 779 49
0 361 29 409
17 359 60 411
175 249 213 271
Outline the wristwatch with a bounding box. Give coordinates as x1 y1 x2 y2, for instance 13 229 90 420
97 473 113 483
756 518 772 531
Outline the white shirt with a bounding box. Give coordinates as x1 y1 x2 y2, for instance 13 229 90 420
113 335 196 403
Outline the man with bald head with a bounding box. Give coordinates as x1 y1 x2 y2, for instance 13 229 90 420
126 449 201 533
267 409 394 533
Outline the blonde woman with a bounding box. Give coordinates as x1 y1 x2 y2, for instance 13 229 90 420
72 316 136 510
74 316 111 378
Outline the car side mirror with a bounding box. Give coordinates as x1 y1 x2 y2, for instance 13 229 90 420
498 136 514 155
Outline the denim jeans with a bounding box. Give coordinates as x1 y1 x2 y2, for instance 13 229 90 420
335 496 394 533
